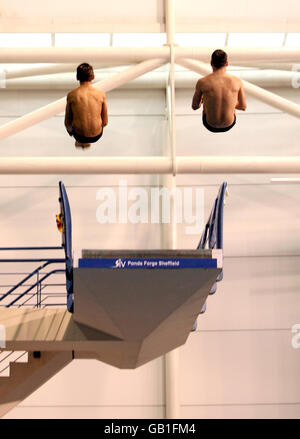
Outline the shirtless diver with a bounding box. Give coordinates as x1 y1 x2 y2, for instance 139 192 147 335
192 49 246 132
65 63 108 148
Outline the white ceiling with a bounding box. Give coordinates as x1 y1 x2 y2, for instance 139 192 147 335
0 0 300 33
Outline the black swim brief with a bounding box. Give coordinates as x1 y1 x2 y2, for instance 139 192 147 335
202 113 236 133
69 127 103 144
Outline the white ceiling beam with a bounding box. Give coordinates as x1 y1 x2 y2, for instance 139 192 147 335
0 17 300 33
165 0 177 177
174 19 300 33
232 63 296 71
164 0 180 422
0 47 300 64
4 62 130 80
0 47 169 63
3 69 300 90
0 156 298 175
175 47 300 63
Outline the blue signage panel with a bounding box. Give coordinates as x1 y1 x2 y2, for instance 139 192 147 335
78 257 217 269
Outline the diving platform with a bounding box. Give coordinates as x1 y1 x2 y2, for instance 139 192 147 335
0 181 227 415
73 248 222 368
0 181 227 367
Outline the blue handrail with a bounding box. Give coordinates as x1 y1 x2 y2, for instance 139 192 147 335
59 181 74 312
6 268 65 307
197 182 227 251
0 247 63 251
0 259 65 303
196 182 227 317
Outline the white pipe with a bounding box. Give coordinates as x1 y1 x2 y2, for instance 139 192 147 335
165 0 175 45
270 177 300 183
4 70 300 90
93 59 166 92
0 58 166 140
168 47 177 176
178 59 300 119
175 47 300 63
236 69 300 88
165 0 177 176
233 62 296 71
242 81 300 118
177 156 300 174
0 156 298 174
0 47 300 63
0 47 169 63
5 64 78 80
4 62 128 80
164 0 180 421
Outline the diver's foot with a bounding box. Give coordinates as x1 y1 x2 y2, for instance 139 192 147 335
75 141 91 149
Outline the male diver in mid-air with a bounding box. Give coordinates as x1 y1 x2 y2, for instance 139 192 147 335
192 49 247 132
65 63 108 149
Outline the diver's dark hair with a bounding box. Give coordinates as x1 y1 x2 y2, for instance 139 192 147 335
211 49 228 69
76 63 94 82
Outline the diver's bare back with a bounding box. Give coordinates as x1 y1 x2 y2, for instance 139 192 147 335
197 72 242 128
68 85 106 136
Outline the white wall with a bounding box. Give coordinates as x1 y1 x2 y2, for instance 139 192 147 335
1 80 300 418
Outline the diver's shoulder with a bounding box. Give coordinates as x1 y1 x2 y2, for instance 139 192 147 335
226 73 242 84
67 87 80 100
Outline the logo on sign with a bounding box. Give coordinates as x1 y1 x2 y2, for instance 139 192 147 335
115 258 126 268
